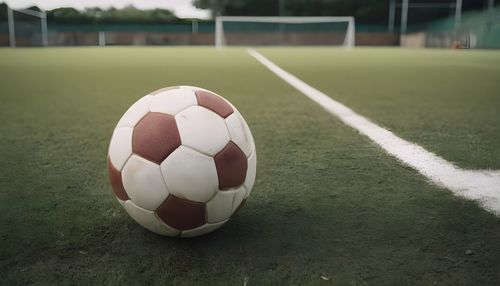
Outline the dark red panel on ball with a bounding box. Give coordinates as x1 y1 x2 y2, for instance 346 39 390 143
132 112 181 164
214 141 247 190
195 90 234 118
156 195 206 230
107 157 129 201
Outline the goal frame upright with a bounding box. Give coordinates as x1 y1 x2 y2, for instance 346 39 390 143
7 6 48 47
215 16 355 49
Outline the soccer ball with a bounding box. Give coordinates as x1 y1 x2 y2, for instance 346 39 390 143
107 86 256 237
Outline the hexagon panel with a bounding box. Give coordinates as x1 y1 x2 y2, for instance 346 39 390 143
225 111 254 157
231 187 246 214
179 85 212 93
121 155 169 211
244 152 257 198
180 220 228 238
149 86 179 95
108 127 133 171
239 110 256 154
160 146 218 203
175 105 230 156
150 88 197 115
206 190 236 223
116 95 152 128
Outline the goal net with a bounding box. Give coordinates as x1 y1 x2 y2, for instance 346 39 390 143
215 16 355 48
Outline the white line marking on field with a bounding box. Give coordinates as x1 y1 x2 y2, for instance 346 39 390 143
247 48 500 215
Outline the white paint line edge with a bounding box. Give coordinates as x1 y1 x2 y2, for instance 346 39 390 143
247 48 500 216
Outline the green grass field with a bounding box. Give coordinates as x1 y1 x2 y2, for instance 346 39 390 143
260 48 500 169
0 47 499 285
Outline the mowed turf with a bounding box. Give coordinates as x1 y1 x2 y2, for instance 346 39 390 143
259 48 500 170
0 47 499 285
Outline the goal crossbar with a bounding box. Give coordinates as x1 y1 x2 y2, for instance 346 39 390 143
215 16 355 48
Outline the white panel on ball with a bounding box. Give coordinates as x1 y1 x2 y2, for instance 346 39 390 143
122 155 170 211
206 190 236 223
232 188 246 213
225 112 253 157
108 127 133 171
180 220 228 238
175 106 230 156
124 200 180 236
219 98 255 153
150 88 198 115
239 111 256 153
116 95 152 128
160 146 218 203
243 152 257 198
179 85 213 94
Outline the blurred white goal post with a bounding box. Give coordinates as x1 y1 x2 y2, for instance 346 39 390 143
7 6 48 47
215 16 355 48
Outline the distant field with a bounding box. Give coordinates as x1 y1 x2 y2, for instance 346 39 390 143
259 47 500 170
0 47 499 285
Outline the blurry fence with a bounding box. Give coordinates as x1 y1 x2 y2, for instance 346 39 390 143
0 21 215 46
0 21 398 47
402 6 500 49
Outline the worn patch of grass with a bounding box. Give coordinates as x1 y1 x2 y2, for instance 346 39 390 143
0 47 499 285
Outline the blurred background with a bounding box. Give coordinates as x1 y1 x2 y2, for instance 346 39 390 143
0 0 498 48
